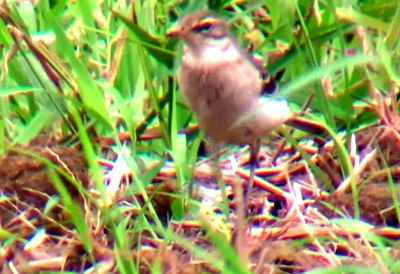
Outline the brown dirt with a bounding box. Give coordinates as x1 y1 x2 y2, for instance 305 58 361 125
1 127 400 273
315 183 400 226
0 135 89 225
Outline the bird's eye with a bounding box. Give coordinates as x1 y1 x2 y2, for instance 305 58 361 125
191 21 213 33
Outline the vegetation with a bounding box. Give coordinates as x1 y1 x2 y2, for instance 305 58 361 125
1 0 400 273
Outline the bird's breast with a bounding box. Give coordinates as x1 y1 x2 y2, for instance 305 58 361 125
177 47 269 143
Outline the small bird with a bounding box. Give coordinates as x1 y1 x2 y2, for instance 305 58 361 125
166 9 320 204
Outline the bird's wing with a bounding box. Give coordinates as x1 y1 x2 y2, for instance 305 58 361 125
245 47 279 96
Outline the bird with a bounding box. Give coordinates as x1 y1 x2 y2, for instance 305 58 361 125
166 9 323 206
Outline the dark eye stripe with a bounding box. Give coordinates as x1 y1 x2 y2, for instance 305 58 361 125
191 21 213 32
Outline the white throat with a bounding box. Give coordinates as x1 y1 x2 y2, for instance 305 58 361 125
184 38 241 65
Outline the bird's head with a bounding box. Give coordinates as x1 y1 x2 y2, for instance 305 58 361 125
166 9 230 49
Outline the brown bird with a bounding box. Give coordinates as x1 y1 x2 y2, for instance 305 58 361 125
167 9 322 204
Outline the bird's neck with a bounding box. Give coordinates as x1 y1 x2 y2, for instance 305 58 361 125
184 37 243 65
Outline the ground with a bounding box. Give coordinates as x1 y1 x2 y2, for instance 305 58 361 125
1 130 400 273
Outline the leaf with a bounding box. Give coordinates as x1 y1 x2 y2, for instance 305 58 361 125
114 11 176 69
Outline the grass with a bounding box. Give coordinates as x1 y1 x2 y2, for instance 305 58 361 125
1 0 400 273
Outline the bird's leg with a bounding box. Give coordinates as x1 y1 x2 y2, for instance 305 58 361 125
244 138 261 207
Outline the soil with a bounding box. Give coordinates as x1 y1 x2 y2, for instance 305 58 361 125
1 132 400 273
0 135 89 225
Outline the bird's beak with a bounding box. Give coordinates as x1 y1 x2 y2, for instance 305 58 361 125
166 25 181 38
